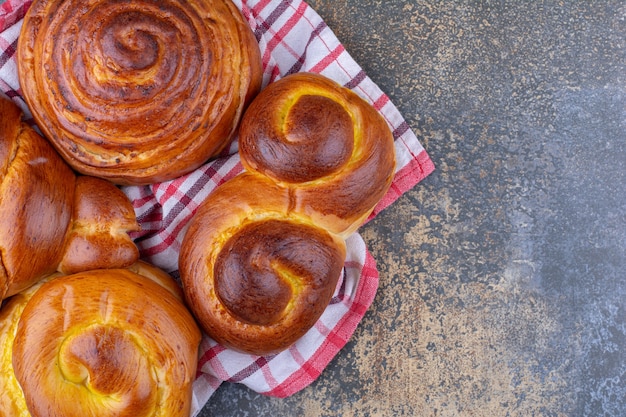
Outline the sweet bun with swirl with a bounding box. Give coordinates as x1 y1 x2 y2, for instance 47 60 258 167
0 262 201 417
238 72 396 236
180 72 396 355
0 96 140 303
180 172 348 355
17 0 262 185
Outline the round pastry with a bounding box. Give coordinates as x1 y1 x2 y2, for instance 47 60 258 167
17 0 262 185
0 96 140 302
180 73 396 355
7 265 201 417
180 173 347 355
239 72 396 236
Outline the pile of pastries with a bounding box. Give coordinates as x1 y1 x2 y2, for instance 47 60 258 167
0 0 396 415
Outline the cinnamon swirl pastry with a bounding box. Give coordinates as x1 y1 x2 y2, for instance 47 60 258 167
180 73 396 355
17 0 262 185
1 263 201 417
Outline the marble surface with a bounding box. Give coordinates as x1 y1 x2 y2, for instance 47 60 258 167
200 1 625 416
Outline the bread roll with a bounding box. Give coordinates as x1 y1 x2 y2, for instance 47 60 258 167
239 72 396 236
17 0 262 185
180 73 396 355
180 173 347 355
0 96 139 302
2 264 201 417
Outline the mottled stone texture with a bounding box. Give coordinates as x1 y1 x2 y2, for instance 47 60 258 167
200 1 625 416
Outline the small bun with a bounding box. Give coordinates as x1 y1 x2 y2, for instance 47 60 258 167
180 173 347 355
57 176 140 274
6 267 201 417
17 0 262 185
180 73 396 355
0 96 140 302
239 72 396 236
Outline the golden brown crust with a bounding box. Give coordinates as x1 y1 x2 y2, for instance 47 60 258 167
17 0 262 185
0 97 75 300
0 96 140 301
0 274 59 417
180 173 346 355
239 72 397 237
0 263 188 416
126 260 185 301
11 268 201 417
57 176 140 274
180 73 395 355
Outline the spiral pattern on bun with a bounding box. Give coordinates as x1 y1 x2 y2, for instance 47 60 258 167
239 72 396 236
180 73 396 355
17 0 262 185
5 264 201 417
180 173 347 355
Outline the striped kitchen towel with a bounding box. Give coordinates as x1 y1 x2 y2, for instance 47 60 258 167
0 1 434 415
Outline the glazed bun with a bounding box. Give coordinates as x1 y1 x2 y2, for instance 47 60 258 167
2 263 201 417
0 96 139 302
180 173 347 355
239 72 396 236
17 0 262 185
180 73 396 355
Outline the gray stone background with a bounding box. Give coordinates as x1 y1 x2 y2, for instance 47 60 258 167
200 1 625 416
